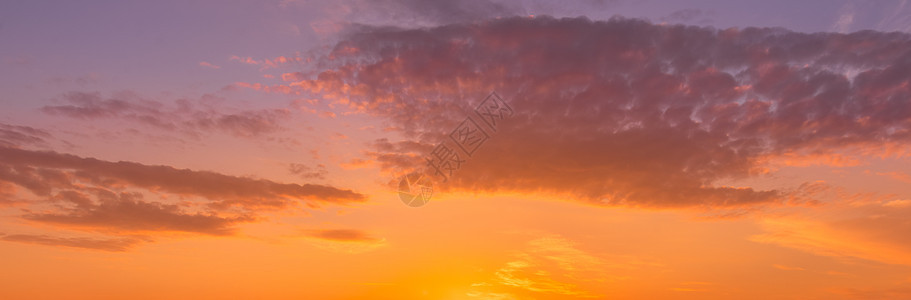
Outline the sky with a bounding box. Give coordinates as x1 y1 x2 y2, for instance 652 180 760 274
1 0 911 299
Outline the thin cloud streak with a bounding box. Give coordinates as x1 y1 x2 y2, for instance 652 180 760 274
25 189 254 236
0 123 51 148
304 229 382 243
0 146 366 209
0 233 149 252
42 91 292 139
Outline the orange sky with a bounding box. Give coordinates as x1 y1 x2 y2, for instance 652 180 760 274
2 1 911 299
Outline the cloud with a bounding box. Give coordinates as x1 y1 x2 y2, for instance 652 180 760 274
25 189 253 235
0 123 51 148
661 9 715 25
875 171 911 183
45 73 101 87
751 202 911 266
0 182 21 206
41 91 291 139
302 228 387 254
0 143 366 250
470 235 637 298
289 163 329 180
0 233 148 252
773 264 806 271
303 229 382 243
282 72 307 82
365 0 515 24
0 146 366 209
830 285 911 299
883 199 911 208
283 16 911 208
833 3 857 33
290 0 519 28
199 61 221 69
229 55 300 70
877 0 911 32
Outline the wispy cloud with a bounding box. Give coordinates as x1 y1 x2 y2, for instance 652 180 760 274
875 171 911 183
301 228 387 254
0 123 51 148
833 3 856 33
42 91 291 139
751 204 911 266
303 229 382 243
289 163 329 180
0 233 149 252
0 146 365 209
198 61 221 69
229 55 301 70
471 235 633 298
773 264 806 271
25 189 254 235
0 141 367 251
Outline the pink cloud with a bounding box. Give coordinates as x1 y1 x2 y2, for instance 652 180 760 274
0 123 51 148
198 61 221 69
230 55 301 70
875 171 911 183
291 16 911 208
42 91 292 139
0 146 366 209
0 141 367 250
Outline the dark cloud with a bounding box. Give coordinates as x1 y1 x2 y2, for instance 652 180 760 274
0 233 148 252
292 16 911 208
382 0 514 24
42 91 290 139
0 123 51 147
26 189 252 235
304 229 382 243
289 163 329 180
0 146 366 209
0 145 366 249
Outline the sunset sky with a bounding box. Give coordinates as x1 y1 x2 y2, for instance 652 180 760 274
2 0 911 299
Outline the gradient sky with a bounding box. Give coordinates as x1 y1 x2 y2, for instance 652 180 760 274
2 0 911 299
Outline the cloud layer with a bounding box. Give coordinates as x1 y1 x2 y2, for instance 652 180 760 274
291 16 911 208
0 144 366 250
